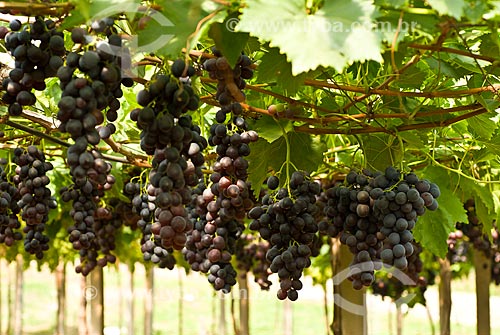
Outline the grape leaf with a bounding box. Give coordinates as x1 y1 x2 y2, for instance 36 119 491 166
208 15 249 68
247 132 325 196
398 130 428 150
138 0 214 57
426 0 466 19
392 64 428 89
236 0 382 74
413 166 468 258
64 0 142 28
249 115 293 143
479 33 500 58
481 134 500 152
464 0 489 23
467 112 497 140
361 134 402 172
246 138 284 197
257 47 308 95
423 57 470 79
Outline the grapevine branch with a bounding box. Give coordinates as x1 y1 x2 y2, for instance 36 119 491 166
103 138 150 167
3 119 137 164
408 43 496 63
293 107 487 135
303 79 500 98
3 119 69 147
201 87 487 132
200 77 340 116
339 54 422 112
0 112 150 166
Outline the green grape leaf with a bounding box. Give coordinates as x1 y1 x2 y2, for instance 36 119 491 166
467 112 497 140
247 138 283 197
426 0 466 19
247 132 325 196
236 0 382 75
414 166 468 258
423 57 469 79
64 0 142 28
250 115 293 143
477 95 500 112
398 130 428 150
208 15 250 68
465 0 490 23
479 33 500 58
138 0 214 57
361 134 402 172
481 134 500 152
393 64 429 89
257 47 308 95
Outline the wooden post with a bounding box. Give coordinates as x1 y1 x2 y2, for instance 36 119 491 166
334 244 367 335
126 264 135 335
230 291 239 335
178 267 184 335
438 258 451 335
322 283 330 335
88 267 104 335
219 293 227 335
13 255 23 335
396 302 403 335
473 250 491 335
7 261 13 335
78 275 88 335
331 238 342 335
144 266 154 335
283 299 292 335
237 272 249 335
55 262 67 335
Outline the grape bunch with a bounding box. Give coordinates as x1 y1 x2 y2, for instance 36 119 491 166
131 61 202 156
183 135 256 293
321 167 440 289
248 172 321 300
2 17 65 115
183 50 258 292
446 230 469 264
371 241 434 306
82 206 120 270
203 50 253 109
454 199 500 285
124 181 176 269
182 178 242 292
57 18 132 144
60 149 116 274
0 162 22 247
131 61 207 260
404 242 425 284
456 199 491 254
234 234 273 290
12 145 57 259
54 18 130 274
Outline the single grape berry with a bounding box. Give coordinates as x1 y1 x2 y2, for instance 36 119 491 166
267 176 279 190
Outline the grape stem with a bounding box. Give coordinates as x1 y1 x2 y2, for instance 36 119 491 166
184 10 221 56
3 120 141 166
424 152 500 184
275 117 292 195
